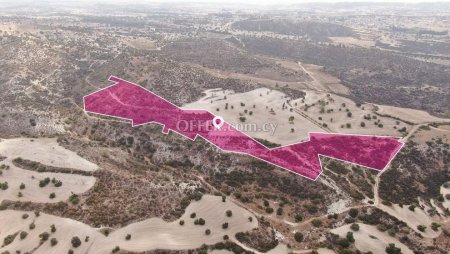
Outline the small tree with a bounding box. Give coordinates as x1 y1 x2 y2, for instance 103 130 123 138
431 222 441 231
385 243 401 254
226 210 232 217
69 194 79 205
276 207 283 216
294 232 303 242
205 229 211 235
349 208 358 218
71 236 81 248
350 223 360 231
339 238 350 248
125 234 131 240
179 220 184 226
346 232 355 243
39 232 50 242
54 180 63 187
50 238 58 246
311 219 322 227
265 207 274 214
3 234 16 246
20 231 28 240
222 222 228 229
417 225 426 232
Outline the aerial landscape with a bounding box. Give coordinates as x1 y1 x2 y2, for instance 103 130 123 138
0 0 449 253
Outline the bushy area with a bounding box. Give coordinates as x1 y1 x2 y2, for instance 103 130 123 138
238 36 450 115
233 19 355 41
379 138 450 205
324 160 377 200
235 217 278 252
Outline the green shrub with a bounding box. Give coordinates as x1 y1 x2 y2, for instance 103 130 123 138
350 223 360 231
71 236 81 248
50 238 58 246
349 208 358 218
339 238 350 248
311 219 322 227
3 234 17 246
19 231 28 240
386 243 401 254
69 194 79 205
431 222 441 231
39 232 50 242
294 232 303 242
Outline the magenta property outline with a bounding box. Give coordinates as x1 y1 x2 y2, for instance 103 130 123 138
83 76 404 180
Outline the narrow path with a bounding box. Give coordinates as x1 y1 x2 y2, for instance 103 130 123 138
293 108 332 132
297 62 327 92
374 122 424 206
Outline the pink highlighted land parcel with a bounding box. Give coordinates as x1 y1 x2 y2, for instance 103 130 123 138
83 76 404 180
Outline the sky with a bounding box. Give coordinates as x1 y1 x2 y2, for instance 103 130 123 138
103 0 450 2
11 0 449 3
2 0 450 9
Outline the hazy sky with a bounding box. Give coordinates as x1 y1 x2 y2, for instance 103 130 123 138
108 0 450 2
29 0 450 3
3 0 450 5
